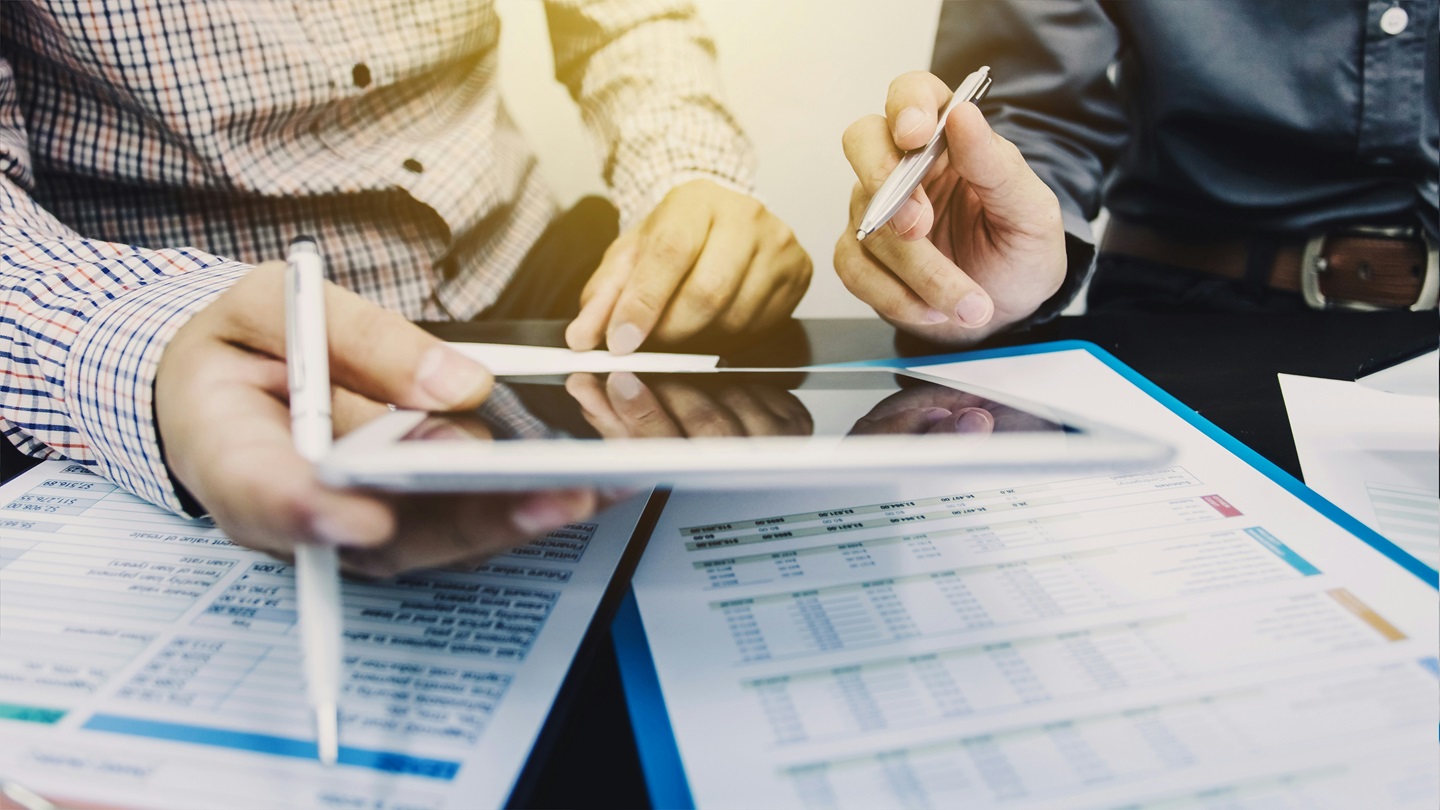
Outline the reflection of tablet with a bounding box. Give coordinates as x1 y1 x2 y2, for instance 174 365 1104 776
321 368 1173 492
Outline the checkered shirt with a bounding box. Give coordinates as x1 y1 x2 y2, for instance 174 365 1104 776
0 0 755 513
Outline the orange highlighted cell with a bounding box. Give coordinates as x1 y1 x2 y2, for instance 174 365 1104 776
1327 588 1407 641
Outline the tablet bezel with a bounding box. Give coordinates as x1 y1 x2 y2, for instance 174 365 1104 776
320 367 1173 491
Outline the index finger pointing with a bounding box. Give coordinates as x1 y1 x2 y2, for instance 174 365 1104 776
606 213 713 354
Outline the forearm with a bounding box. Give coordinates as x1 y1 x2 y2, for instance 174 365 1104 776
547 0 756 227
0 174 248 512
931 0 1127 316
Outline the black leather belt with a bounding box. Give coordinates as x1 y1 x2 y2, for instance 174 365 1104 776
1100 220 1439 311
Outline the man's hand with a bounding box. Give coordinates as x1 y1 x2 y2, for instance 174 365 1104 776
565 180 812 354
564 372 813 439
850 380 1064 438
155 262 599 578
836 71 1068 343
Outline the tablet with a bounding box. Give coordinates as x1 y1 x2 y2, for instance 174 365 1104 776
320 368 1173 492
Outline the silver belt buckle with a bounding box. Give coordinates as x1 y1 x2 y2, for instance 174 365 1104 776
1300 224 1440 311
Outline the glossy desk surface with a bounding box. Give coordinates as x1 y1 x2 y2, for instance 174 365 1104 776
3 311 1434 807
425 310 1436 809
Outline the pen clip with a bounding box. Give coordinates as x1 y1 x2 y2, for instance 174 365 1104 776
907 67 991 162
936 66 991 131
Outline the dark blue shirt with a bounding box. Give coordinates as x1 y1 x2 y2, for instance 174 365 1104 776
932 0 1438 254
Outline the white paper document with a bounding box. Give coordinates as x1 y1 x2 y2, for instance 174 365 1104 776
447 341 718 376
1279 372 1439 570
1356 348 1438 397
0 461 648 809
630 349 1439 808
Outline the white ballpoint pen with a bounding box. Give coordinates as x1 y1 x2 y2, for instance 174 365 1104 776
856 66 993 241
285 236 343 766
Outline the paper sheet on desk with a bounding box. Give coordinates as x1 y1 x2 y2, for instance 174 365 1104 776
0 460 649 810
1280 372 1439 570
628 348 1439 809
447 341 718 375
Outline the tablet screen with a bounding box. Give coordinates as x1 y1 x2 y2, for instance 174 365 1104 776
397 370 1073 444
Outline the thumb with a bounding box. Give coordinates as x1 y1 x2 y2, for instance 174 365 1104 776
219 263 493 411
323 287 493 411
943 102 1053 227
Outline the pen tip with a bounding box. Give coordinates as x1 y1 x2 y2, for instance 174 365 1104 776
855 229 867 242
315 706 339 766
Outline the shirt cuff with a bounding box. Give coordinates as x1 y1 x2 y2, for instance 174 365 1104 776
65 262 251 514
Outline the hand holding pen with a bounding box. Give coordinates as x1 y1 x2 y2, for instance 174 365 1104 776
835 68 1069 343
152 261 603 636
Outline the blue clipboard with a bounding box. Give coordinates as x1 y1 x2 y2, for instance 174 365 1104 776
611 340 1438 809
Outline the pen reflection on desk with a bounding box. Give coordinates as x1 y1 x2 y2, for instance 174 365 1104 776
286 236 343 766
856 65 992 242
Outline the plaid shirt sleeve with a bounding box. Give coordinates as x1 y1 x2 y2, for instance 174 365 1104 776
546 0 758 229
0 60 248 514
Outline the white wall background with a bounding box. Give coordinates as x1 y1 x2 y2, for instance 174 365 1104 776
495 0 944 319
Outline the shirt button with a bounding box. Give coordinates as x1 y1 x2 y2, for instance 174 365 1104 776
352 63 372 88
1379 6 1408 35
403 158 424 174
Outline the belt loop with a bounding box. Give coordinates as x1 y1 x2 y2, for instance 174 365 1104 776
1243 237 1281 299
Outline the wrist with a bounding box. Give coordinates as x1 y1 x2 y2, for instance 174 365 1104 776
66 263 250 513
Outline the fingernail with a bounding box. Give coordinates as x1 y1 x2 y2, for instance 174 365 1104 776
512 494 577 537
607 323 644 355
416 345 489 408
922 407 953 424
891 198 923 236
895 106 927 142
564 320 589 351
957 408 993 433
954 292 993 327
921 308 949 324
609 371 644 401
312 512 384 547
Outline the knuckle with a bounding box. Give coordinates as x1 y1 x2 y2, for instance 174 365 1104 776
687 278 733 312
836 260 870 300
686 407 737 436
624 287 667 320
717 307 750 335
915 257 957 299
793 252 814 287
1002 137 1028 169
617 395 665 424
833 238 860 280
841 118 866 154
646 227 692 263
771 227 801 254
865 164 894 194
841 114 886 158
885 73 909 99
886 70 928 100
